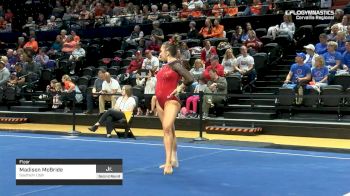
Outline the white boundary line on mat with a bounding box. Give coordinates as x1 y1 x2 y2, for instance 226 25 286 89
15 186 63 196
1 134 350 160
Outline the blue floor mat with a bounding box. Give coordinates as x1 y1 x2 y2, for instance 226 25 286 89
0 132 349 196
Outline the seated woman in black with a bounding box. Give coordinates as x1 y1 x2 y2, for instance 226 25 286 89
88 85 136 138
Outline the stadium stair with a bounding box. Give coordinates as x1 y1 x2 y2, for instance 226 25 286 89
223 53 293 121
10 100 49 112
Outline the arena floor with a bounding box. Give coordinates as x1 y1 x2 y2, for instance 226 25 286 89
0 124 350 196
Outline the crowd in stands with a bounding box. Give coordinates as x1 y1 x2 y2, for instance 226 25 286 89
281 9 350 105
0 0 348 118
0 0 282 32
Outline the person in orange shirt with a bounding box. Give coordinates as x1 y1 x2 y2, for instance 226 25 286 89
209 18 224 38
179 2 191 20
199 18 213 39
250 2 262 15
60 74 80 113
94 2 105 17
62 35 77 54
212 0 227 18
70 30 80 43
0 16 7 30
244 0 262 16
225 0 238 17
190 4 203 18
23 36 39 53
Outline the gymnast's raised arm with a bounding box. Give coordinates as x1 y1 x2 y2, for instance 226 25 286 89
172 61 194 86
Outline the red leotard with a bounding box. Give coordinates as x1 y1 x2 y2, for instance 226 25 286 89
156 64 181 109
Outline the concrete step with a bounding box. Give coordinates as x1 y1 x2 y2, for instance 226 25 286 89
226 104 275 112
263 78 284 82
224 111 277 120
255 81 282 87
264 75 286 79
0 106 8 111
248 92 275 97
10 106 49 112
20 100 48 107
254 86 279 93
275 64 291 68
238 98 276 105
270 69 290 74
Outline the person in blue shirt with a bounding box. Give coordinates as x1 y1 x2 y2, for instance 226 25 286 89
241 22 253 43
322 41 343 72
327 24 339 41
283 52 311 104
343 41 350 70
336 31 346 54
307 56 329 92
322 41 345 84
315 33 328 55
283 53 311 87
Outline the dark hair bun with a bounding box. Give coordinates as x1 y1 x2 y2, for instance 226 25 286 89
169 34 181 46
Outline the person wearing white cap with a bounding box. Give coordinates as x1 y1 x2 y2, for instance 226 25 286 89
304 44 318 68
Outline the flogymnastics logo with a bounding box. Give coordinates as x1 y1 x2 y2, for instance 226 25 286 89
285 10 334 20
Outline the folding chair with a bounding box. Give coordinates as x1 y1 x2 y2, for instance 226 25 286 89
260 35 273 45
77 76 91 86
252 52 267 75
277 87 295 106
275 34 292 50
113 96 138 139
263 43 282 64
334 75 350 90
82 67 95 77
183 39 201 48
225 73 240 89
276 87 296 119
254 28 267 38
113 110 136 139
321 85 343 120
303 88 319 107
321 85 343 107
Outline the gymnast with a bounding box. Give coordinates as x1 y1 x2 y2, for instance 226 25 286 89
155 35 194 175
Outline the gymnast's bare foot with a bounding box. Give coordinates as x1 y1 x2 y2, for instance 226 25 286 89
163 164 173 175
159 159 179 169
